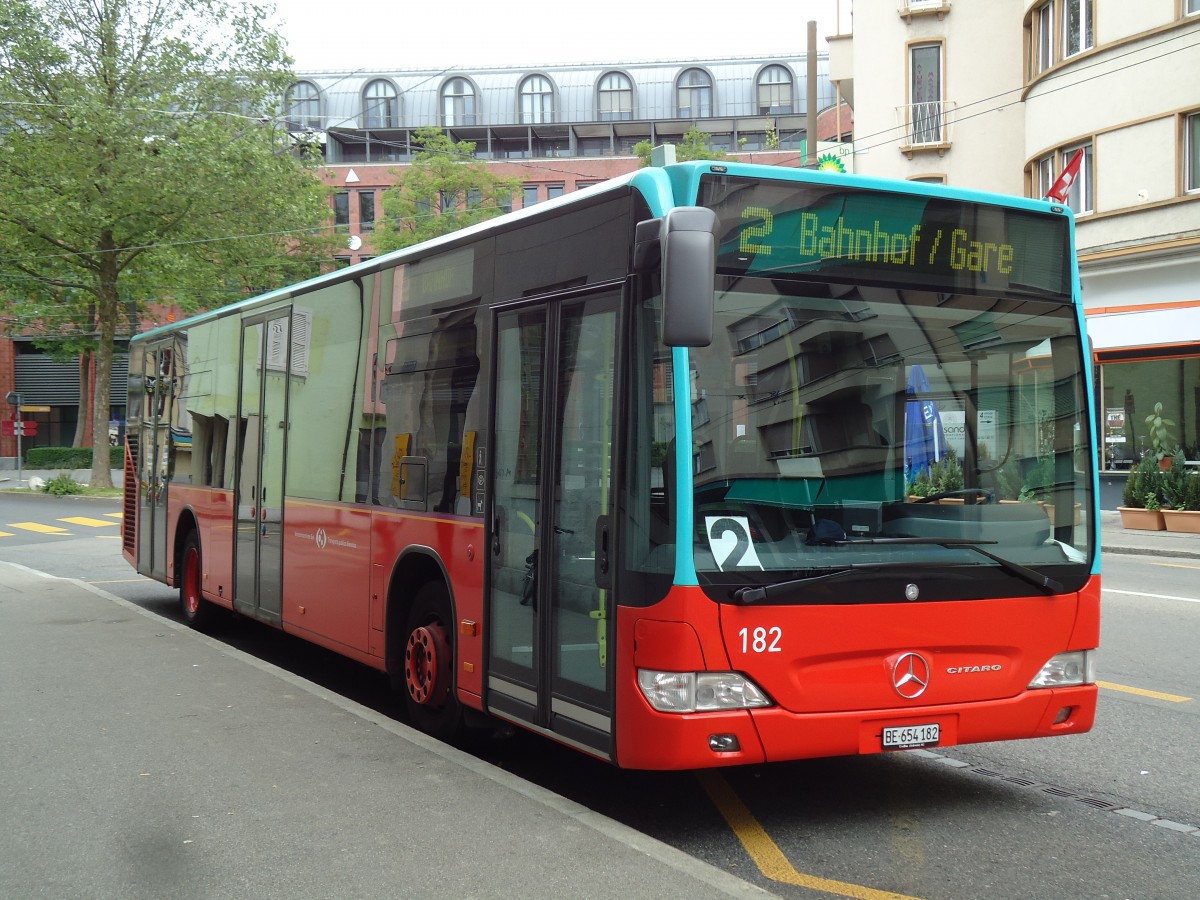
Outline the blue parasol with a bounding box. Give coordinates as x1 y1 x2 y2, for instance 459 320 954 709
904 364 945 486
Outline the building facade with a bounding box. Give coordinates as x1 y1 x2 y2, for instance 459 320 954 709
828 0 1200 482
291 55 833 266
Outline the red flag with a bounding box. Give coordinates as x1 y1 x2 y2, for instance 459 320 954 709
1045 149 1084 202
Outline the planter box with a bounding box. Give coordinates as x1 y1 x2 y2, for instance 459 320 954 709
1042 502 1083 527
1118 507 1165 531
1162 509 1200 533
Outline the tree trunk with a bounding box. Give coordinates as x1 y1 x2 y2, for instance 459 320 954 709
90 256 120 489
73 349 92 448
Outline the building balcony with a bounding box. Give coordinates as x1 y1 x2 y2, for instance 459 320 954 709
897 0 951 22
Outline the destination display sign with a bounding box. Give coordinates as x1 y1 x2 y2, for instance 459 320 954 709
698 175 1071 299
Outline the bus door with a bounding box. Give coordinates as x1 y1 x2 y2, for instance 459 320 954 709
136 340 174 581
233 311 292 625
487 287 622 758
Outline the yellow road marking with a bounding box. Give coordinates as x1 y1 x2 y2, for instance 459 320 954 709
0 531 12 538
697 771 924 900
1097 681 1192 703
59 516 118 528
7 522 70 535
105 512 123 520
1151 562 1200 570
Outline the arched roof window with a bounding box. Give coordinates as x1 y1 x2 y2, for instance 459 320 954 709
597 71 632 121
519 75 554 124
363 79 398 129
285 81 321 131
442 77 476 126
756 65 793 115
676 68 713 118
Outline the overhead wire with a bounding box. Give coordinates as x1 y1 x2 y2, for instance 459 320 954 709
0 25 1196 291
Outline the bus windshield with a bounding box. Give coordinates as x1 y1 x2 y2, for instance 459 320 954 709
686 274 1093 601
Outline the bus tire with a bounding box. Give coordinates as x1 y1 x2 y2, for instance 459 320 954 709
402 581 463 742
179 531 217 630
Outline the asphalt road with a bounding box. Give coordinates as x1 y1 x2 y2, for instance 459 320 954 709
3 491 1197 899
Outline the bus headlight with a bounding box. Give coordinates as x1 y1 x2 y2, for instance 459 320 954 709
1029 650 1096 689
637 670 773 713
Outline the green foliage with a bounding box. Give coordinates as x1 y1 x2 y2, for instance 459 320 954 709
1121 464 1142 508
988 460 1023 500
1160 450 1190 508
908 466 933 497
765 123 781 151
1123 454 1164 509
1144 401 1177 461
0 0 334 486
41 473 85 496
372 128 522 253
1143 491 1161 512
1178 470 1200 512
1020 455 1057 502
25 446 123 468
908 451 964 497
929 451 964 494
633 126 729 167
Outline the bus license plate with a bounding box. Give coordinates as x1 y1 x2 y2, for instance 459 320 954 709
882 723 940 749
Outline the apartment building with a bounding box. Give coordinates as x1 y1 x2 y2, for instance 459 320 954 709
828 0 1200 475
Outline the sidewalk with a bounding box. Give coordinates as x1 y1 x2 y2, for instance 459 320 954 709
1098 509 1200 560
0 561 772 900
0 467 122 489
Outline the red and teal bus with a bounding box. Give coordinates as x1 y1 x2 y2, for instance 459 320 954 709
123 161 1099 769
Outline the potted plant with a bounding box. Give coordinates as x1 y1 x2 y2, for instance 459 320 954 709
990 459 1023 503
1018 454 1080 525
1021 455 1055 503
1145 401 1178 469
907 465 934 501
1118 455 1166 530
1162 468 1200 533
931 451 965 500
1160 449 1189 507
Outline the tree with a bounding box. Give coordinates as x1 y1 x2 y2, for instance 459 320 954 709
372 127 521 253
0 0 333 487
633 126 729 167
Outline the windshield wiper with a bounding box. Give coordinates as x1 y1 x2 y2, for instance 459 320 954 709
835 537 1064 595
733 560 947 604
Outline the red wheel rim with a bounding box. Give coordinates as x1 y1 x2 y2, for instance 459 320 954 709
405 621 448 706
183 547 201 616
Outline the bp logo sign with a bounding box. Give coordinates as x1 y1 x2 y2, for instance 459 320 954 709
817 153 846 174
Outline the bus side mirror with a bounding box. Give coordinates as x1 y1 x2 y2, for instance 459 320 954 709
636 208 717 348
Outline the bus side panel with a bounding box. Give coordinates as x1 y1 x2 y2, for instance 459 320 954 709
282 500 373 658
369 510 487 704
169 484 235 609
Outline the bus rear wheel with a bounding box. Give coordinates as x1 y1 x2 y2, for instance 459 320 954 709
179 531 216 630
402 582 463 741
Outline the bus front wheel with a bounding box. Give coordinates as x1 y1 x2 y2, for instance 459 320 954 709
179 531 216 630
402 582 463 741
